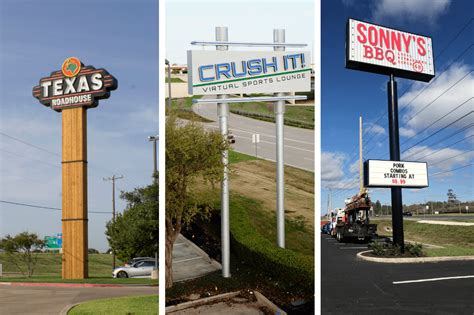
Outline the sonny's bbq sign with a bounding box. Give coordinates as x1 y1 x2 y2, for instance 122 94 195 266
346 19 435 82
33 57 117 112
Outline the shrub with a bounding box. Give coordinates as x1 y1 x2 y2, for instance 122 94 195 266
229 196 313 293
368 241 425 257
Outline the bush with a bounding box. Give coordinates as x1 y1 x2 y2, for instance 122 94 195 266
229 196 313 293
369 241 425 257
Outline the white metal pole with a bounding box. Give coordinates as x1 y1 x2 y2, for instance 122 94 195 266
274 29 285 248
216 26 230 278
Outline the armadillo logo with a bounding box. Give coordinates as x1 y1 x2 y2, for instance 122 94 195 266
61 57 82 78
33 58 118 112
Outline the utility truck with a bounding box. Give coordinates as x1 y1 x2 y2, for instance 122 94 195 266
335 191 377 242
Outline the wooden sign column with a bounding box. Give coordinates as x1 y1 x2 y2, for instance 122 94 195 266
33 57 117 279
62 107 88 279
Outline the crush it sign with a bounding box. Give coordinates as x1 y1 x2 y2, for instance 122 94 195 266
33 57 117 112
346 19 434 82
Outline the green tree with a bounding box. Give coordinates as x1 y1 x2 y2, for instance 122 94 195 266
105 180 158 262
0 232 44 277
166 116 227 288
374 200 382 215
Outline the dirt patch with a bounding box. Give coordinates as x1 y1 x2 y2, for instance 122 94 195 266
230 160 314 229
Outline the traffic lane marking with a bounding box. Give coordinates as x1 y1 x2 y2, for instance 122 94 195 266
232 133 314 153
393 275 474 285
340 246 369 250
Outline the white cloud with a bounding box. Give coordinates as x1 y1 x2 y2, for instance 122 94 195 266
403 145 474 172
399 63 473 132
399 127 416 137
349 160 359 174
371 0 451 25
364 122 386 136
322 151 362 190
321 152 346 182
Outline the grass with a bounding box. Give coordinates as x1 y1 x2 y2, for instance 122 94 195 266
167 193 314 311
166 96 212 122
228 150 258 164
165 77 185 83
229 102 314 129
68 294 158 315
0 253 157 285
235 194 314 257
373 219 474 256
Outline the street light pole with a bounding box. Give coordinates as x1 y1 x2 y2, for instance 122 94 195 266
165 59 172 110
148 135 159 180
148 135 159 270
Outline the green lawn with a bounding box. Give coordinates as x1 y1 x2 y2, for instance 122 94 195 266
373 219 474 256
165 77 185 83
0 253 157 285
235 194 314 257
166 96 212 122
68 294 158 315
228 150 258 164
229 102 314 129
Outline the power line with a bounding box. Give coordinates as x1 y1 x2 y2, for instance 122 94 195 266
400 98 473 147
0 131 60 157
413 135 474 162
431 163 474 177
398 43 473 118
429 149 474 167
402 70 473 126
401 112 473 157
0 200 110 214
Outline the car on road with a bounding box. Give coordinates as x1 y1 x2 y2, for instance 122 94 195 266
321 222 332 234
403 211 413 217
125 256 154 267
113 259 157 278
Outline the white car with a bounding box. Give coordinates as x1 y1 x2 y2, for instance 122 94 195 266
113 259 157 278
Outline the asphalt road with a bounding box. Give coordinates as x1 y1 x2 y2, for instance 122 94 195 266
321 234 474 314
0 285 157 314
192 101 314 171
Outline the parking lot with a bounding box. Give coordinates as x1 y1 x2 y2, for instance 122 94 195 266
321 234 474 314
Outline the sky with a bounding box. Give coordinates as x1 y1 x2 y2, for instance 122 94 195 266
321 0 473 213
166 0 314 65
0 0 158 251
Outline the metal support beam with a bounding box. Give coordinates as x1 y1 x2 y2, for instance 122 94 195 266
274 29 285 249
216 26 231 278
387 74 404 252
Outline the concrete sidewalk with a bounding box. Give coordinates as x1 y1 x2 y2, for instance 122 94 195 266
173 234 221 282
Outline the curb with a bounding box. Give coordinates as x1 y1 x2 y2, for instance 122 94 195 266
254 291 287 315
357 250 474 263
166 291 240 313
0 282 140 288
60 302 82 315
165 290 286 314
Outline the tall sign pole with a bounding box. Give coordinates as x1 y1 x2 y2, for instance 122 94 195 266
33 57 117 279
346 19 434 253
216 26 231 278
62 106 89 278
274 29 286 248
387 74 404 251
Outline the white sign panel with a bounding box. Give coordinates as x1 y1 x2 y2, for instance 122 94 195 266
187 50 311 95
365 160 429 188
252 133 260 143
346 19 435 82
